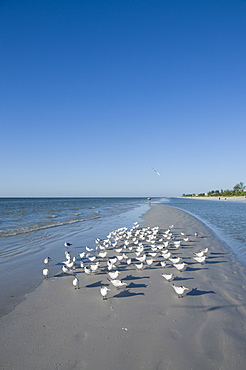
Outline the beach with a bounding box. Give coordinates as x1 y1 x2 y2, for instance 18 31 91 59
184 196 246 202
1 205 246 370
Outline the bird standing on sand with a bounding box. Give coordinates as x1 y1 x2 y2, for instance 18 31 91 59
172 284 189 298
100 286 111 300
44 257 51 265
42 268 49 279
72 275 79 289
173 262 187 272
109 279 127 289
162 273 174 282
193 256 208 264
61 265 69 274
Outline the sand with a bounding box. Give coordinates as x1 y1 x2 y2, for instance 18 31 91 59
1 205 246 370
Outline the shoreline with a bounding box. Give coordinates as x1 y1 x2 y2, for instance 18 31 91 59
1 205 246 369
182 195 246 202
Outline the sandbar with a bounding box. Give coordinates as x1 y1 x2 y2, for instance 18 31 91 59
0 205 246 370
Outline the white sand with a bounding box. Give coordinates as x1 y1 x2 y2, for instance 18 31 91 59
0 205 246 370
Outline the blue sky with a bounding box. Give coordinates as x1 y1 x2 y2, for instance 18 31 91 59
1 0 246 197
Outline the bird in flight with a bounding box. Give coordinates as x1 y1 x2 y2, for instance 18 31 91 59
151 167 161 176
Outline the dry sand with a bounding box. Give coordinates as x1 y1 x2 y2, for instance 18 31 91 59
1 205 246 370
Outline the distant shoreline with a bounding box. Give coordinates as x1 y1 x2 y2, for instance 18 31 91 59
182 196 246 202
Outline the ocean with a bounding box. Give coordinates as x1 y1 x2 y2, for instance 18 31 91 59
160 197 246 264
0 196 245 316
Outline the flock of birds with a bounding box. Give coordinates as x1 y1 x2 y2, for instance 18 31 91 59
42 222 209 300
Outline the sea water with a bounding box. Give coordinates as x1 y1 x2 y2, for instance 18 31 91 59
0 197 150 316
159 197 246 264
0 196 245 316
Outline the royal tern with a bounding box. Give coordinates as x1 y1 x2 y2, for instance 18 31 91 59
172 284 189 298
72 275 79 289
44 257 51 264
173 262 187 272
42 268 49 279
162 273 174 282
100 286 111 300
109 279 127 289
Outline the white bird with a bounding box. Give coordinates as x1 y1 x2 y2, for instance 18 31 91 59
193 251 205 257
126 258 132 265
194 232 198 237
162 273 174 282
146 258 154 266
183 238 189 242
136 254 146 263
172 284 189 298
109 279 127 289
169 257 182 264
151 166 161 176
160 261 167 268
64 242 72 247
72 275 79 289
162 251 172 259
78 252 85 259
86 246 94 252
201 247 209 253
193 256 208 264
61 265 69 274
87 255 96 262
44 257 51 264
84 266 92 275
98 251 107 258
100 286 111 300
42 268 49 279
135 263 144 270
65 260 74 269
90 262 100 272
173 262 187 272
108 270 120 280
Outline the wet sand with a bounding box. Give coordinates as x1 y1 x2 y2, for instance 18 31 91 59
1 205 246 370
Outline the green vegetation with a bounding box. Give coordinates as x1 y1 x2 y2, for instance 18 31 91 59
182 182 246 198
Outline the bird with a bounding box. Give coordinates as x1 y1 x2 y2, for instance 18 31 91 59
151 166 161 176
146 258 154 267
44 257 51 265
78 252 85 259
135 263 144 270
160 261 167 268
183 237 189 242
108 271 120 280
193 251 205 257
173 262 187 272
61 265 69 274
162 273 174 282
90 262 100 273
136 254 146 263
109 279 127 289
85 246 94 252
100 286 111 300
194 232 198 237
172 284 189 298
84 266 92 275
42 268 49 279
64 242 72 247
169 257 182 264
72 275 79 289
193 256 208 264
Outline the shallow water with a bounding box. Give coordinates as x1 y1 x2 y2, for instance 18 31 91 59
159 197 246 265
0 197 150 316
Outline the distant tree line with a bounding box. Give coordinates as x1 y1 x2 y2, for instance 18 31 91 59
182 182 246 197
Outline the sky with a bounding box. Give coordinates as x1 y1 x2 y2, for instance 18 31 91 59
1 0 246 197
